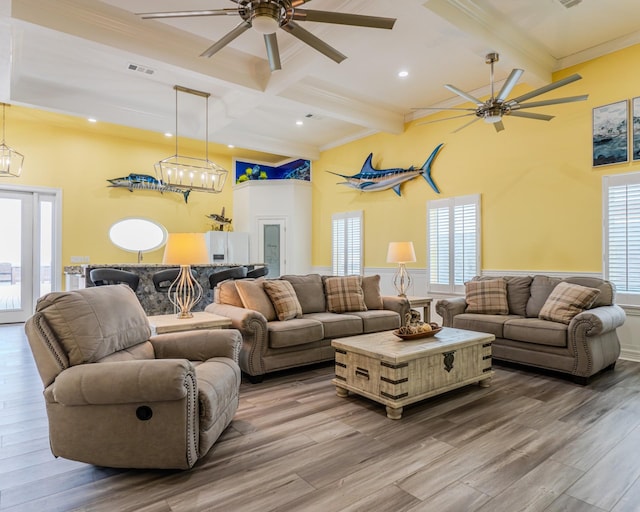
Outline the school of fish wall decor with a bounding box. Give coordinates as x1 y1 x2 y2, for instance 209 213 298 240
234 158 311 183
329 143 444 196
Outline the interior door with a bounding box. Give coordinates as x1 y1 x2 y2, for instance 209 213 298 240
257 218 285 278
0 187 60 323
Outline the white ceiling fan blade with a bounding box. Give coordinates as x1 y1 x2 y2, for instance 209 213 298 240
412 107 476 112
290 9 396 29
493 120 505 132
507 74 583 105
509 111 554 121
200 21 251 58
444 84 484 107
453 117 481 133
281 21 346 63
417 113 476 126
137 9 238 19
515 95 589 109
496 68 524 102
264 33 282 71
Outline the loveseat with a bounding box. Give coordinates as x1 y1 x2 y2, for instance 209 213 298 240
435 275 626 383
205 274 410 381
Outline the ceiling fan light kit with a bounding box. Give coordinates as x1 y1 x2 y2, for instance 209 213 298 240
417 52 589 132
138 1 397 72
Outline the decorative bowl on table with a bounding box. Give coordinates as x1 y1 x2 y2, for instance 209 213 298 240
393 324 442 341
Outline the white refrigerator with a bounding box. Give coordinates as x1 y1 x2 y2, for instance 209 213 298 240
205 231 250 265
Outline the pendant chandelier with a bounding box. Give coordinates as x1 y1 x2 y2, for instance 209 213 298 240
154 86 228 193
0 103 24 178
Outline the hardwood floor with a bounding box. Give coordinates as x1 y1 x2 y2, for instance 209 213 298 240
2 322 640 511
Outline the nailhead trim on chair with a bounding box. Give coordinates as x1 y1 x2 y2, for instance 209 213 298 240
184 371 198 467
33 314 67 372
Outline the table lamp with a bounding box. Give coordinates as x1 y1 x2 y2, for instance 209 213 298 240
162 233 209 318
387 241 416 297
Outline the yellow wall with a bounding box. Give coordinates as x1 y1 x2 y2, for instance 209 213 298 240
312 44 640 273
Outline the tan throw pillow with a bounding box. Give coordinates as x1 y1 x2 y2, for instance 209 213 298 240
235 279 276 321
538 282 600 324
216 279 243 307
263 280 303 321
362 275 384 310
465 279 508 315
324 276 367 313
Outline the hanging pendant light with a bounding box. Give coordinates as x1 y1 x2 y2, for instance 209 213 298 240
0 103 24 178
154 86 228 193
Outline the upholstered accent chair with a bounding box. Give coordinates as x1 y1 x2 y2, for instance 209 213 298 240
25 284 241 469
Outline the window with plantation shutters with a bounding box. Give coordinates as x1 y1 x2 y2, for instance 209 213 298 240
332 210 363 276
427 194 480 294
603 172 640 305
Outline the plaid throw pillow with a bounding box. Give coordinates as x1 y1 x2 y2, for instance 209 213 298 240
263 280 303 321
465 279 509 315
324 276 367 313
538 282 600 324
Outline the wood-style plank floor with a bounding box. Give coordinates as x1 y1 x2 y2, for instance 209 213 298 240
2 323 640 512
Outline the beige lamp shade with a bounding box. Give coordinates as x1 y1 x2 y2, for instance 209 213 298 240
162 233 209 265
386 242 416 264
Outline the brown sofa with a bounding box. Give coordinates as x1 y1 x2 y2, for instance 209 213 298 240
205 274 410 381
435 275 626 383
25 284 242 469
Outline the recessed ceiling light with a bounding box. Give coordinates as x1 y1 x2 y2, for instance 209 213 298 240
398 70 409 78
227 144 235 148
88 118 97 123
296 120 304 126
164 132 173 137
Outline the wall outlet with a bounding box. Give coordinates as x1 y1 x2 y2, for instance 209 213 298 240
70 256 90 263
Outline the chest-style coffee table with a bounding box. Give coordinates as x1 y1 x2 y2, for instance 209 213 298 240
331 327 495 419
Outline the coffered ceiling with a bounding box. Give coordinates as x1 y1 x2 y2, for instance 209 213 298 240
1 0 639 161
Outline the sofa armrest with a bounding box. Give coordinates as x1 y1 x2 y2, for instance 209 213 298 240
52 359 195 406
205 303 269 376
435 297 467 327
381 296 411 326
570 305 627 337
150 329 242 363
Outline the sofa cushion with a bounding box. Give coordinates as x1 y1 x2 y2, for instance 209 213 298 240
324 276 367 313
564 276 614 307
362 275 384 310
268 318 324 348
538 282 601 324
503 318 568 347
235 279 276 321
465 279 509 315
473 275 532 316
452 313 521 339
216 279 244 307
281 274 326 314
526 275 562 318
263 280 303 321
35 285 151 366
303 312 363 339
350 310 401 333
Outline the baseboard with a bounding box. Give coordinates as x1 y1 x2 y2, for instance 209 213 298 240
620 349 640 362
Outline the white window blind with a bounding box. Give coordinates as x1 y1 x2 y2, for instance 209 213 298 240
332 210 363 276
603 172 640 305
427 194 480 294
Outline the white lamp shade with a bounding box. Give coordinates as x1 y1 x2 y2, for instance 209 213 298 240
162 233 209 265
387 242 416 263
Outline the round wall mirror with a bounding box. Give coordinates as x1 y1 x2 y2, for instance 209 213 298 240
109 218 168 262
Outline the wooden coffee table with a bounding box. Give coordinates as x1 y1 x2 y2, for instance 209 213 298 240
331 327 495 419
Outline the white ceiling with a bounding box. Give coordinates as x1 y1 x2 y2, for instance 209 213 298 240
2 0 640 161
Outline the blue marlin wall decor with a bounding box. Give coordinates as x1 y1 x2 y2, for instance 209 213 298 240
107 173 191 203
328 143 444 196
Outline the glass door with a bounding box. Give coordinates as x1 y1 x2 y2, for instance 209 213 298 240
258 218 286 278
0 187 60 323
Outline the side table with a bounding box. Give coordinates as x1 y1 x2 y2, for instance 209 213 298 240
406 296 433 323
148 311 232 335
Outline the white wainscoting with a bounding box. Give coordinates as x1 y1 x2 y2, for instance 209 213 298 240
311 267 640 362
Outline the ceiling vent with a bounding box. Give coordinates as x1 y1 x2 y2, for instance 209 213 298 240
557 0 582 8
127 63 155 75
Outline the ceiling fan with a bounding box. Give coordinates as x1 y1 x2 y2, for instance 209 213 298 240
137 0 397 72
416 52 589 132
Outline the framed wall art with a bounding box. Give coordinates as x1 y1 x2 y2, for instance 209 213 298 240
234 158 311 183
593 99 628 167
633 97 640 161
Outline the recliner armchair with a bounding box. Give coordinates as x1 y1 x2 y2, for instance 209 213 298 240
25 284 241 470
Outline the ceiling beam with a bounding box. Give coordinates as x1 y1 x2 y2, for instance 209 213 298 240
423 0 556 86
